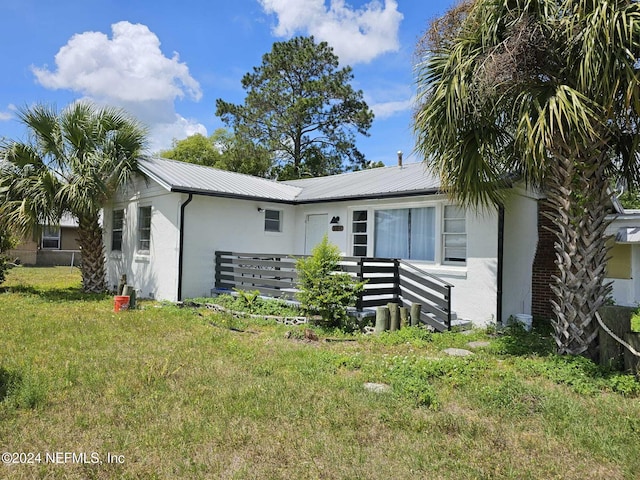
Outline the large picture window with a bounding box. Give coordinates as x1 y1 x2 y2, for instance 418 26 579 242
374 207 435 261
138 206 151 252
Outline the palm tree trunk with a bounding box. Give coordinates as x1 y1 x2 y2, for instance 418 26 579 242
77 214 106 293
545 152 613 361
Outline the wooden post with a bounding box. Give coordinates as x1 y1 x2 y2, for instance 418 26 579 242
375 306 390 333
410 303 422 327
388 302 400 331
118 274 127 296
399 307 409 328
128 288 137 310
598 306 634 370
623 333 640 374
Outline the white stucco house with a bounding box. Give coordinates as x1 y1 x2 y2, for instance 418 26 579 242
103 156 632 327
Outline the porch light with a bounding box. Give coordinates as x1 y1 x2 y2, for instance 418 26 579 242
330 216 340 224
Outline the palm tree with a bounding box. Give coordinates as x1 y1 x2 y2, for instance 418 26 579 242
414 0 640 360
0 102 148 292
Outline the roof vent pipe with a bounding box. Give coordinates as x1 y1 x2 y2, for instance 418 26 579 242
397 150 403 167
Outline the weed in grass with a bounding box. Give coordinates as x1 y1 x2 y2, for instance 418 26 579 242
367 355 492 408
476 373 546 417
192 293 303 318
0 366 48 410
142 358 184 386
489 323 556 356
335 352 364 370
513 355 640 396
369 326 433 347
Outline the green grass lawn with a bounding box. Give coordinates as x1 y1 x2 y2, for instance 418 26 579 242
1 267 640 479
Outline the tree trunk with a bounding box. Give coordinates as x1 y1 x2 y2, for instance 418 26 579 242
545 152 613 361
77 214 106 293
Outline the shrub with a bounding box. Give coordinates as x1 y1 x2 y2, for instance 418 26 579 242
296 236 365 329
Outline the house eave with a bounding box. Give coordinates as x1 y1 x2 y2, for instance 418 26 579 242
169 187 297 205
169 187 443 205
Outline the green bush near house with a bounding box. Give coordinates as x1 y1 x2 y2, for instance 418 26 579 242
296 236 366 330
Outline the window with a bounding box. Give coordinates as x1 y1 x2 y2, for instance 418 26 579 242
264 209 281 232
352 210 368 256
41 225 60 249
607 243 631 279
138 206 151 251
443 205 466 263
374 207 435 261
112 209 124 251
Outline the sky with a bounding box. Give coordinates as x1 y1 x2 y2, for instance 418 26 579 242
0 0 458 167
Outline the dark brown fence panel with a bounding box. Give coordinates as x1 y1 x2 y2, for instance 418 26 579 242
214 252 453 331
397 260 452 331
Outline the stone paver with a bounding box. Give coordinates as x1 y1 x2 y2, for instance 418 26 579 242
467 341 491 348
442 348 474 357
363 382 392 393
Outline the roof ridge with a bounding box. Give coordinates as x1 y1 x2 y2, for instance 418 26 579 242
281 161 426 185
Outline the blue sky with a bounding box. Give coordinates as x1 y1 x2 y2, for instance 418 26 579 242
0 0 458 166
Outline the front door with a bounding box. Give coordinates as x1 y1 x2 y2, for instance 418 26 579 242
305 214 328 254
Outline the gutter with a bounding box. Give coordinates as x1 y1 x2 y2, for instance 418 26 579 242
169 186 442 205
497 204 505 325
177 193 193 302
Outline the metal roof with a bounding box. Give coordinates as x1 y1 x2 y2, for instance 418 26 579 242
137 157 441 204
282 162 441 202
138 157 301 203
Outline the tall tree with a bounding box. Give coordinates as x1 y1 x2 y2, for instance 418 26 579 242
0 102 147 293
216 36 374 180
415 0 640 360
159 129 274 177
160 133 222 167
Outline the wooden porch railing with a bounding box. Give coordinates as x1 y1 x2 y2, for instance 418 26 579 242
214 251 454 331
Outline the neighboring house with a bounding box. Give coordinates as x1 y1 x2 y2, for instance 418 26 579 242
605 209 640 306
7 213 81 266
104 156 552 327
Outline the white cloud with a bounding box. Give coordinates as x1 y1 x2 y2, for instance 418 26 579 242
31 21 205 151
258 0 403 65
0 104 16 121
149 115 207 153
370 98 413 119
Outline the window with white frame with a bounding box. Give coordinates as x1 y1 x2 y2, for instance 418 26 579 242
264 209 282 232
352 210 368 256
374 207 436 261
41 225 60 249
351 204 466 264
112 209 124 251
443 205 466 263
137 206 151 252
